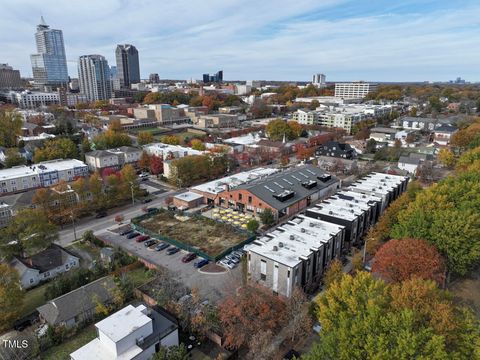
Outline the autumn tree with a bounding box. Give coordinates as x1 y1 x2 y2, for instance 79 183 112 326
218 285 286 349
138 151 151 171
33 138 79 163
392 170 480 276
296 146 315 161
285 287 313 342
149 154 163 175
93 130 132 150
437 148 455 168
161 135 180 145
0 208 58 257
0 110 22 147
4 148 26 168
266 119 291 141
322 259 343 288
190 138 206 151
137 131 154 145
259 208 275 227
0 264 24 331
304 272 480 360
246 219 259 232
372 239 446 285
108 119 122 132
366 138 377 153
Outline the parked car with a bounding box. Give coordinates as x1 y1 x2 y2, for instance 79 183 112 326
194 259 209 268
166 247 180 255
147 207 158 213
144 239 156 247
126 232 140 239
219 259 236 269
120 228 133 236
95 210 107 218
225 261 236 269
155 243 170 251
136 235 150 242
182 252 197 263
225 255 240 264
142 198 153 204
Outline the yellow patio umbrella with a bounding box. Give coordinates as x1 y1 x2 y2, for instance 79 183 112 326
221 216 228 220
241 224 248 229
213 209 220 213
233 221 240 225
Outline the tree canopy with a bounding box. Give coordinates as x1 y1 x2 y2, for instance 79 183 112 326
33 138 79 163
0 264 24 331
93 130 132 150
265 119 303 141
0 110 22 148
137 131 154 145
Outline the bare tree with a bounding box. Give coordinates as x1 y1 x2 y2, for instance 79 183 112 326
285 287 313 342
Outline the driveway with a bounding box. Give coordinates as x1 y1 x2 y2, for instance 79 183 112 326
96 229 243 302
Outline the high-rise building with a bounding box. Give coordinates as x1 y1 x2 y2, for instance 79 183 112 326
334 81 378 99
30 17 68 87
115 44 140 88
202 70 223 83
312 73 326 88
78 55 112 101
0 64 23 89
149 73 160 83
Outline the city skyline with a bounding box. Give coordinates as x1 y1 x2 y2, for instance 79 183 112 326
1 0 480 82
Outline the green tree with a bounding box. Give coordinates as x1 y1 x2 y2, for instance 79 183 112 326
161 135 180 145
0 110 22 147
33 138 79 163
322 259 343 288
190 138 206 151
246 219 259 232
93 130 132 150
366 138 377 153
259 208 275 226
266 119 292 141
437 148 455 168
151 344 189 360
4 148 26 168
0 208 58 257
0 264 24 332
137 131 154 145
428 95 442 113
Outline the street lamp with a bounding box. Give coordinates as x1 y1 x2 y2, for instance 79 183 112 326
129 182 135 205
70 211 77 242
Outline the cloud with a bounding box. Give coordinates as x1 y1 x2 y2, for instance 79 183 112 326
1 0 479 82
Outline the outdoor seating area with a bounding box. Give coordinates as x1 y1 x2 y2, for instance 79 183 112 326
211 208 256 229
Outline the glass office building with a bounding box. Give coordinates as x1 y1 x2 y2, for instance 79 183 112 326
30 17 69 87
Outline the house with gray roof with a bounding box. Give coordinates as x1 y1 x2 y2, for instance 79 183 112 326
84 146 142 172
37 276 117 328
11 244 80 289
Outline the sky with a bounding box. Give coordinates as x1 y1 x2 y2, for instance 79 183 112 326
1 0 480 82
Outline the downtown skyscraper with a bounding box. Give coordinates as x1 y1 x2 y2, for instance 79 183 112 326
30 17 68 87
78 55 112 101
115 44 140 88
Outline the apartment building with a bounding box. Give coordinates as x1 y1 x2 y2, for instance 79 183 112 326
248 215 345 297
292 109 319 125
143 143 204 161
85 146 142 172
0 159 88 195
70 304 179 360
6 90 60 109
0 63 23 89
335 82 378 99
197 114 242 128
249 172 408 297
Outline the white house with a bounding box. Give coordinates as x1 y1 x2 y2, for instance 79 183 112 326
70 304 179 360
85 146 142 172
11 244 80 289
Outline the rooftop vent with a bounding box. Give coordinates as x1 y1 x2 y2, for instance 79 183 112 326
301 180 317 189
301 228 306 233
317 174 331 182
289 235 295 240
279 242 284 248
273 246 278 251
273 190 295 202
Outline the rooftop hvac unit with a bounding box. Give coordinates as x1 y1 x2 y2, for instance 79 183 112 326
279 242 284 247
289 234 295 240
273 246 278 251
329 211 333 215
301 228 306 233
309 222 314 227
350 209 354 213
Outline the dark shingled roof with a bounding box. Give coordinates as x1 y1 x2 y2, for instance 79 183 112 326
37 276 117 325
234 165 338 210
15 244 79 273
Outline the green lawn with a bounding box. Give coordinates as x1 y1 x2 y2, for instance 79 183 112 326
20 284 47 317
41 325 97 360
123 267 156 287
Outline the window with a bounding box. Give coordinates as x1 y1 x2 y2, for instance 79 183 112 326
248 196 252 204
30 278 34 284
287 270 290 278
260 259 267 280
65 264 69 269
260 273 266 281
238 193 243 201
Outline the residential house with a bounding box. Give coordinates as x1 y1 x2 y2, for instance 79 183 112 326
11 244 80 289
85 146 142 172
70 304 179 360
37 276 117 328
316 141 356 159
434 125 458 146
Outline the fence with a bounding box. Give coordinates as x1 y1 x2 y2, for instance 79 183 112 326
131 209 256 261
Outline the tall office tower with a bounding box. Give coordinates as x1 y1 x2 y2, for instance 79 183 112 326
30 17 69 87
115 44 140 88
312 73 326 88
149 73 160 83
78 55 112 101
0 64 23 89
202 70 223 83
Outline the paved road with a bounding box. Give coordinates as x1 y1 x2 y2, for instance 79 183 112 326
56 189 177 247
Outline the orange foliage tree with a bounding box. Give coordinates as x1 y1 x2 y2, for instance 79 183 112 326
218 285 286 349
372 238 446 285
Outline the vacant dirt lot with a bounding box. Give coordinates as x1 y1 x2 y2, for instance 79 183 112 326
138 211 248 256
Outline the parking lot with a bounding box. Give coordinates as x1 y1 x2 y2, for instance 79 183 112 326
96 227 243 302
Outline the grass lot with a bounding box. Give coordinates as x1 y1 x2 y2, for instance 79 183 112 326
20 284 47 317
41 325 97 360
138 211 249 256
123 267 156 287
128 127 169 135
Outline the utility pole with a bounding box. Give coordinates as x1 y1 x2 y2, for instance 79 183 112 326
71 211 77 242
130 182 135 205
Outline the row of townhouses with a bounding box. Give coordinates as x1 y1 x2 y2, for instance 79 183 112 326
247 172 409 297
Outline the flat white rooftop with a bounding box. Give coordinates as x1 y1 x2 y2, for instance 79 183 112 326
143 142 205 156
174 191 203 202
0 159 87 180
249 216 343 268
70 337 143 360
191 167 280 195
96 304 151 343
